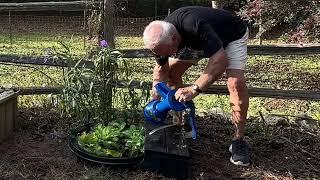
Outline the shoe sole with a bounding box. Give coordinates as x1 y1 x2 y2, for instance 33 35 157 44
230 157 250 166
229 145 250 166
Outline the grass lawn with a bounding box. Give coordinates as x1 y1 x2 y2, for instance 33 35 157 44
0 34 319 120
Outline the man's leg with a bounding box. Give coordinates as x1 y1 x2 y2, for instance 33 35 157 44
167 59 193 89
151 59 193 100
226 69 249 139
226 69 250 166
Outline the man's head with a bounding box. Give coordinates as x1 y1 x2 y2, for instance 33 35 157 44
143 21 181 57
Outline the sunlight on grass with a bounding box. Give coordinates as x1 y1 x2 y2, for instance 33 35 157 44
18 94 58 108
195 95 320 120
115 36 144 49
0 64 63 87
0 34 88 56
289 56 320 72
0 34 319 120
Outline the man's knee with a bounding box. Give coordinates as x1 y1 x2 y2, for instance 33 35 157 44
226 69 247 91
227 77 246 91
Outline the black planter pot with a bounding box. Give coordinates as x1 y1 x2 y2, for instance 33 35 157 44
68 123 144 166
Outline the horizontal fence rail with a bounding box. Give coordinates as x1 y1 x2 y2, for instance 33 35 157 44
1 80 320 101
122 45 320 58
0 55 94 67
1 45 320 67
0 1 87 11
1 45 320 101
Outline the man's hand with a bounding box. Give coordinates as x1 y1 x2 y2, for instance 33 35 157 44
175 86 199 103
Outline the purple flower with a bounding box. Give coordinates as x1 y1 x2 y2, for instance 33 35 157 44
100 40 108 47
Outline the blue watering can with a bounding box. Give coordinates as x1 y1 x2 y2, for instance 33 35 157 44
143 82 197 139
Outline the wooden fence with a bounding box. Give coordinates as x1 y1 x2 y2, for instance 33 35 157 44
0 1 320 101
0 44 320 101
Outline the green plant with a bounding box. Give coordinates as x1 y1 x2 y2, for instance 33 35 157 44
54 40 148 157
55 40 149 123
122 124 145 156
78 122 144 157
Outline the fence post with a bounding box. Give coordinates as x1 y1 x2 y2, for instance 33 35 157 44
103 0 115 48
258 16 263 45
102 0 115 115
83 0 87 52
154 0 157 19
9 10 12 48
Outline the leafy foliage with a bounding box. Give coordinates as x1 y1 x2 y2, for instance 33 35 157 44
55 41 149 124
78 122 144 157
239 0 320 43
55 41 148 157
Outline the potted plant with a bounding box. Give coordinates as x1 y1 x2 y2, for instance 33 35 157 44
55 40 149 165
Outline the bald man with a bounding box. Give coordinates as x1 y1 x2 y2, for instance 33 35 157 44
143 6 250 166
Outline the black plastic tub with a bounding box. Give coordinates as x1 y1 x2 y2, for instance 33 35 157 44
68 123 144 166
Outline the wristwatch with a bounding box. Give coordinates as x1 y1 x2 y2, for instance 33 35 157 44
192 84 202 93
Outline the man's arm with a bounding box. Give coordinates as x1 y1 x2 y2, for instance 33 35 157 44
194 48 228 91
174 48 228 103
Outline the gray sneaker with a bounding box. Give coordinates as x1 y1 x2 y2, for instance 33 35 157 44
229 139 250 166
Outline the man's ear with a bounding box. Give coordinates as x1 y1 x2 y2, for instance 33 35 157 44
172 34 180 46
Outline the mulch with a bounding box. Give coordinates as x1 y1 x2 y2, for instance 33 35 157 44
0 108 319 179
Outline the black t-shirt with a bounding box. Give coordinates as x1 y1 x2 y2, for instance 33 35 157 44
164 6 247 59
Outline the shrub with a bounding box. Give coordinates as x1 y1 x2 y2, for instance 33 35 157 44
239 0 320 43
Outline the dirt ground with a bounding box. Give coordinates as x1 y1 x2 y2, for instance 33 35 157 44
0 107 319 180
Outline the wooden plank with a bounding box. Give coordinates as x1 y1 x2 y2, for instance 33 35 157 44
5 100 14 139
9 87 62 95
0 90 17 104
0 103 6 143
121 49 154 58
1 45 319 67
1 45 319 65
205 85 320 100
120 45 320 58
247 44 320 55
0 91 17 143
119 80 320 101
1 80 320 100
0 55 94 68
12 95 17 129
0 1 86 11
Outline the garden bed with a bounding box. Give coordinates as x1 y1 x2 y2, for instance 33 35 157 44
0 107 319 179
0 90 18 143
